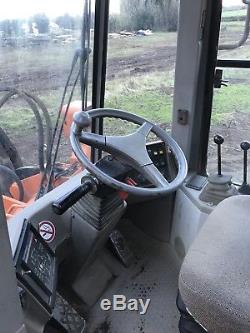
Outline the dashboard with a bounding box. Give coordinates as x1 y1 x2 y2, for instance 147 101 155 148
128 141 177 186
10 141 174 315
15 222 57 312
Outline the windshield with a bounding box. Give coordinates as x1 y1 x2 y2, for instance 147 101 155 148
0 0 94 202
0 0 93 168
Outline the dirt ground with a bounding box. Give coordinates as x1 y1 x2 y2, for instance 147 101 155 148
0 45 176 92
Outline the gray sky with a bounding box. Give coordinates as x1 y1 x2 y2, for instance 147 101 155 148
0 0 244 20
0 0 120 20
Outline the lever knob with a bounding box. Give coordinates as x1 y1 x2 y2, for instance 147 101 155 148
214 134 224 176
239 141 250 193
73 111 91 131
214 134 224 145
240 141 250 151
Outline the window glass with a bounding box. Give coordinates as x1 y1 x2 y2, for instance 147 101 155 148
104 0 179 136
218 0 249 60
0 0 92 166
207 0 250 183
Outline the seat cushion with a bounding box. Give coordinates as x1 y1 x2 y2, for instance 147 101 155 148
179 195 250 333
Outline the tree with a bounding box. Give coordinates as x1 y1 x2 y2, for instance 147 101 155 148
55 14 75 30
120 0 179 32
0 20 22 37
31 14 49 34
0 20 12 37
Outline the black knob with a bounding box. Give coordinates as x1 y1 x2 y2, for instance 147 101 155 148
214 134 224 176
240 141 250 151
73 111 91 131
214 135 224 145
240 141 250 186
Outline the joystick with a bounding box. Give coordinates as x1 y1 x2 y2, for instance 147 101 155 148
208 134 230 183
214 134 224 176
199 134 238 205
238 141 250 195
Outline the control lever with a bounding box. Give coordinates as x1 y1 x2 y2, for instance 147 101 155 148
239 141 250 195
199 134 238 205
214 134 224 176
52 176 97 215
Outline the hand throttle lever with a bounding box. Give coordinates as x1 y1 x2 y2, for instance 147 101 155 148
240 141 250 185
52 176 97 215
214 134 224 176
239 141 250 195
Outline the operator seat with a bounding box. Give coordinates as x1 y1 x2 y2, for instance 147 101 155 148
178 195 250 333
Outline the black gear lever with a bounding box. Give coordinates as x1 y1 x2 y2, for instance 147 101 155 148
199 134 238 205
239 141 250 195
214 134 224 176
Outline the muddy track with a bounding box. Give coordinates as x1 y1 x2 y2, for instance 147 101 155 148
0 69 71 93
107 46 177 80
0 45 177 93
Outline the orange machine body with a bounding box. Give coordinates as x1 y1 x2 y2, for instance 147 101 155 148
3 101 91 220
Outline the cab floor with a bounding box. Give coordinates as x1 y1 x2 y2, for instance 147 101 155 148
86 220 181 333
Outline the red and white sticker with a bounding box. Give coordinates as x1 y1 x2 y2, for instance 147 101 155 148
38 221 56 243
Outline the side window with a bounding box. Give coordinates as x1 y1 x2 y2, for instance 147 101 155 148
207 0 250 183
104 0 179 136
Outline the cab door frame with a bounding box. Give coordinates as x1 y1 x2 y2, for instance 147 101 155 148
172 0 222 174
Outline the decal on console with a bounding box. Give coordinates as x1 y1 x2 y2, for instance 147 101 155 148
38 221 56 243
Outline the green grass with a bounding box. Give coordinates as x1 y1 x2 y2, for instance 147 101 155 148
0 106 36 130
106 90 172 123
105 72 174 125
0 86 82 132
212 84 250 123
222 9 246 18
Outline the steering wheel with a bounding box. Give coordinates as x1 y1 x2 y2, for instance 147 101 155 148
70 108 187 198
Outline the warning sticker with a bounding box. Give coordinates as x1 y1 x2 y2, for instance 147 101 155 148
38 221 56 243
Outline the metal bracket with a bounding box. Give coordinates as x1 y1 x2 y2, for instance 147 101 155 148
214 69 228 88
177 109 189 125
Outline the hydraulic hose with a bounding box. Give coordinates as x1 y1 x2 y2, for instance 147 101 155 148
0 88 45 172
0 165 24 201
25 92 53 162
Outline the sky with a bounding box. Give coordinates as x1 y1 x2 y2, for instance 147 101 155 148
0 0 121 20
0 0 245 20
224 0 244 6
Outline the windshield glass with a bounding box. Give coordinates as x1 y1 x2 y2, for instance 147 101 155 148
104 0 179 137
0 0 92 167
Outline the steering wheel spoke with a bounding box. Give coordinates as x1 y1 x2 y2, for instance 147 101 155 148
105 132 152 168
137 122 153 137
141 163 169 188
79 132 106 149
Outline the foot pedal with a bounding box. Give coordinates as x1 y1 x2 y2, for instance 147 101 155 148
52 293 86 333
109 230 134 267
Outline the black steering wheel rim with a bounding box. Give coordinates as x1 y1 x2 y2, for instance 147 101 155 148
70 108 187 198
